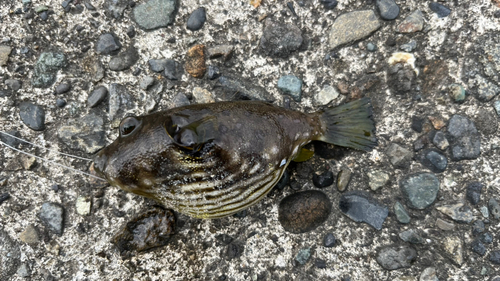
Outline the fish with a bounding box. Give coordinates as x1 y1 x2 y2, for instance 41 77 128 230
93 98 377 219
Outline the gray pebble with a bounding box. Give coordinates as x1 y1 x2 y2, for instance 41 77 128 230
488 198 500 219
295 248 311 265
429 2 451 18
329 10 380 49
376 245 417 270
260 18 303 58
494 101 500 117
376 0 399 20
164 59 183 80
400 173 440 209
5 79 21 91
396 10 424 33
323 233 336 247
386 143 413 169
339 191 388 230
472 220 485 236
277 75 302 102
471 239 486 256
95 33 121 55
366 42 377 52
148 58 169 73
399 229 424 244
432 131 449 150
475 75 500 102
187 7 206 31
108 83 136 121
480 232 493 244
420 267 438 281
56 98 66 108
207 65 220 80
466 182 483 206
55 82 71 94
447 115 481 161
126 25 136 38
109 47 139 71
400 40 417 52
420 149 447 173
87 86 108 107
171 92 190 107
16 263 31 277
490 250 500 265
139 76 155 90
104 0 128 19
19 102 45 131
0 229 21 279
133 0 177 30
38 202 65 235
394 201 411 224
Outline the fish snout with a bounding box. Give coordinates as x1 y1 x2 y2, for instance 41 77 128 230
93 153 108 177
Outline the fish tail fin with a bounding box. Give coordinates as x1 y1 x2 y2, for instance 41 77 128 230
316 97 377 151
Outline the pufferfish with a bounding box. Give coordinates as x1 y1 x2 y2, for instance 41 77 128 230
93 98 377 219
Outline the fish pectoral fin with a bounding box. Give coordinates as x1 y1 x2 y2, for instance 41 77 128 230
292 147 314 162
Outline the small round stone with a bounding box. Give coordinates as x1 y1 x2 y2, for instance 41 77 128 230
323 233 336 247
139 76 155 90
400 173 440 209
148 58 168 72
376 245 417 270
95 33 121 55
466 182 483 206
38 202 65 235
278 190 332 233
320 0 338 10
490 250 500 265
336 168 351 192
207 65 220 80
394 201 411 224
376 0 400 20
421 149 447 173
312 170 334 188
366 42 377 52
55 83 71 94
56 98 66 108
87 86 108 107
186 7 206 31
429 2 451 18
488 198 500 219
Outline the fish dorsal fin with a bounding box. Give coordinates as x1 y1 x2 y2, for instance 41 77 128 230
166 115 218 151
292 147 314 162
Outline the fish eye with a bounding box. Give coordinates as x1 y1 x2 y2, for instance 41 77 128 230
119 116 140 137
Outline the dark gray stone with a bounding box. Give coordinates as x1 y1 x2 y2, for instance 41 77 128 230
218 75 275 102
400 40 417 52
5 79 21 91
57 114 106 154
31 52 67 88
386 143 413 169
259 18 303 58
490 250 500 264
0 130 21 148
87 86 108 107
476 75 500 102
55 82 71 94
338 191 388 230
0 229 21 280
148 59 169 72
489 198 500 219
328 10 380 49
109 47 139 71
19 102 45 131
472 220 485 236
447 115 481 161
376 0 399 20
376 245 417 270
164 59 183 80
475 108 498 136
432 130 449 150
207 65 220 80
399 229 424 244
133 0 177 30
56 98 66 108
471 239 486 256
96 33 121 55
480 232 493 244
126 25 136 38
38 202 64 235
400 173 440 209
394 201 410 224
171 92 190 107
420 149 447 173
323 233 336 247
320 0 337 10
186 7 206 31
104 0 128 19
466 182 483 205
429 2 451 18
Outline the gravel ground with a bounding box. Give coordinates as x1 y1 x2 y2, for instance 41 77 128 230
1 0 500 280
